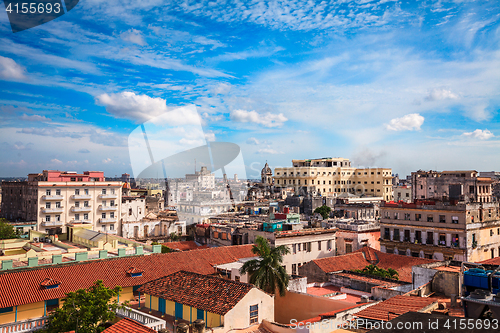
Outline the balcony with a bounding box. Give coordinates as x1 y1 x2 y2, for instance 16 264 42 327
106 229 118 235
69 219 92 224
0 316 48 333
41 195 63 201
71 206 92 212
41 220 64 227
99 193 118 199
71 194 91 200
41 207 64 214
115 306 166 331
100 218 117 224
99 205 117 211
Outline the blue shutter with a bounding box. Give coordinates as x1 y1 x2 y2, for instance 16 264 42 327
197 308 204 320
158 298 166 314
175 302 183 319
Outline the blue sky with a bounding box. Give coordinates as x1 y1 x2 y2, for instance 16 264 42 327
1 0 500 179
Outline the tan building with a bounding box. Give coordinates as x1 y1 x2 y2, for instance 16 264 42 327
380 200 500 262
411 170 493 203
274 158 393 201
1 170 122 235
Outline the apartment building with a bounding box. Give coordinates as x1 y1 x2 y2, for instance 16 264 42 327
273 157 393 201
1 170 122 235
380 200 500 262
411 170 494 203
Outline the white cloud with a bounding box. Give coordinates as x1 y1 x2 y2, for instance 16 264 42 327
256 148 283 155
96 91 167 123
386 113 424 131
463 129 494 140
19 114 51 122
0 56 27 80
121 29 146 46
50 158 62 164
102 158 112 164
230 109 288 128
247 137 261 145
425 88 459 101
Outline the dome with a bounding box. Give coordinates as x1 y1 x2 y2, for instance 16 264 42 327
261 162 272 175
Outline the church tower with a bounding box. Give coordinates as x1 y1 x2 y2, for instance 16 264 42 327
261 162 273 185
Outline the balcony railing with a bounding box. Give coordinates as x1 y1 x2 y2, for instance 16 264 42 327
99 193 118 199
41 207 64 213
115 306 166 331
71 206 92 212
41 220 64 227
100 218 117 224
71 194 92 200
0 316 48 333
69 219 92 224
99 205 117 211
41 195 63 201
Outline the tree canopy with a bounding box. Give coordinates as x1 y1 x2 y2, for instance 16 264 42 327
240 236 290 296
44 280 122 333
353 264 399 280
0 218 17 240
314 205 331 220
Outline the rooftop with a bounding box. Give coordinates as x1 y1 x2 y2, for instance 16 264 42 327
137 270 254 315
0 244 255 309
354 295 437 321
102 318 156 333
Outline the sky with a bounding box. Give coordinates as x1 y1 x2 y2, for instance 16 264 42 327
1 0 500 180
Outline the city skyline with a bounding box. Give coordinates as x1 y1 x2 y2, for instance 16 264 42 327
1 1 500 178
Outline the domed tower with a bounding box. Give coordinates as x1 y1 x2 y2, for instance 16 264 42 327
261 162 273 185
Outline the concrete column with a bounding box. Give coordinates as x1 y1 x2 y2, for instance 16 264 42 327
446 234 451 247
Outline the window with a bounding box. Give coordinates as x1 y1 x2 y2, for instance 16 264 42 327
75 214 80 220
129 208 133 216
83 213 88 220
78 177 83 181
452 216 459 224
110 212 115 218
55 189 61 195
0 307 13 314
102 213 106 218
102 200 107 207
292 264 297 275
46 202 51 209
298 243 301 251
404 213 410 220
75 201 80 208
427 232 434 245
393 229 400 241
307 242 311 252
292 244 296 254
439 215 446 223
55 215 60 222
84 201 89 207
318 241 321 251
345 244 352 253
250 305 258 324
384 228 390 240
110 224 114 231
102 225 106 231
111 189 115 194
427 214 433 222
102 189 107 195
45 216 50 222
84 188 89 195
46 189 51 195
75 189 80 195
71 177 76 181
327 240 332 251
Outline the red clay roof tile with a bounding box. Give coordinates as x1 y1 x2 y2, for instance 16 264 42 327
355 295 437 321
0 245 255 309
103 318 156 333
137 270 254 315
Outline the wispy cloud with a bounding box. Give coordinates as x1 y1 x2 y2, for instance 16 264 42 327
230 109 288 128
121 29 146 45
0 56 27 81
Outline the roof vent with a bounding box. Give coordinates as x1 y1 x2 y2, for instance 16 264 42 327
40 278 61 289
127 267 144 277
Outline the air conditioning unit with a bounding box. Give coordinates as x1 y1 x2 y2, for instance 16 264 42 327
33 237 39 242
39 237 45 242
46 239 52 243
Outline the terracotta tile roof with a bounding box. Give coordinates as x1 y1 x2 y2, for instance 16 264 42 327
355 295 437 321
40 278 61 287
137 270 254 315
312 247 437 283
126 267 144 275
163 241 208 251
0 245 255 309
477 257 500 265
103 318 156 333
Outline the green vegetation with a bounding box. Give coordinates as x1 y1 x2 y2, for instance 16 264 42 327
353 264 399 280
0 218 18 240
314 205 331 220
240 236 290 296
170 232 180 241
43 280 123 333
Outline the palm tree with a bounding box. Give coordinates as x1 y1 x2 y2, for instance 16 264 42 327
240 236 290 296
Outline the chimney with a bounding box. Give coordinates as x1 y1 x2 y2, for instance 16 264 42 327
193 319 205 333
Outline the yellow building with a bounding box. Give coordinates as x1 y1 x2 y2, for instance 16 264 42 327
274 158 393 201
137 270 274 330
